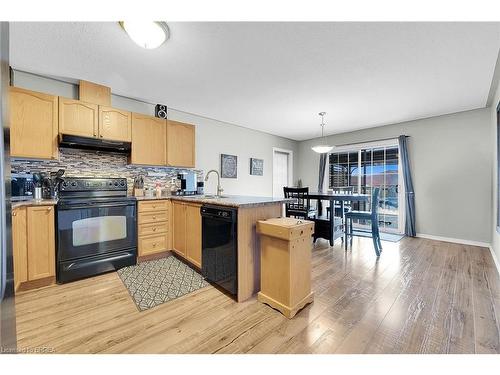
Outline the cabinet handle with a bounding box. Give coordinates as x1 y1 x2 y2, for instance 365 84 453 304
152 227 157 232
100 134 103 138
47 207 52 211
153 243 157 247
12 212 16 217
152 216 156 219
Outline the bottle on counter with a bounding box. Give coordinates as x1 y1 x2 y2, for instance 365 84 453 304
155 182 162 198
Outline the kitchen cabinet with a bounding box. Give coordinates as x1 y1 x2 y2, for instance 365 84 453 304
172 201 186 257
172 201 201 268
12 207 27 291
167 120 196 168
79 80 111 106
59 97 99 138
130 113 167 166
99 106 132 142
137 200 171 259
27 206 56 281
60 98 132 142
185 203 202 267
9 86 58 159
12 205 56 292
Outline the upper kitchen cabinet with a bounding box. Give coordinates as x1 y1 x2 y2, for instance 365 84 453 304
99 106 132 142
167 120 196 168
9 86 58 159
130 113 167 166
79 80 111 106
59 97 99 138
59 98 132 142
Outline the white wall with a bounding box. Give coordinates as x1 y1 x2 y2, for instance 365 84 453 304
12 70 298 197
298 109 493 243
490 69 500 268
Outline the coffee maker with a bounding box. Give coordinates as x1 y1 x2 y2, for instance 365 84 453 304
176 171 197 195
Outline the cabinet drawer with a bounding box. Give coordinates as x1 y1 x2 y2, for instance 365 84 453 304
138 200 169 213
139 234 168 256
139 221 168 236
138 211 169 224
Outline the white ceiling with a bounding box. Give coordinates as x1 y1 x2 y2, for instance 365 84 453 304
10 22 500 141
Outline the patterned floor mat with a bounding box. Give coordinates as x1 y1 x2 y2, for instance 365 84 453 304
117 256 208 311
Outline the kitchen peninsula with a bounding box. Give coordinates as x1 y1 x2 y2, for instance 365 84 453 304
137 194 287 302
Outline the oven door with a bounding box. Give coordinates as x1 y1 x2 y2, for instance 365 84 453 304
57 200 136 261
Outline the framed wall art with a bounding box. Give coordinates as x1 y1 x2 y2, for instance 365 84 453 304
221 154 238 178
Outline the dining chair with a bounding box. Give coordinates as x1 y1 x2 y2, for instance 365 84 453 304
283 187 316 219
344 187 382 256
326 186 354 218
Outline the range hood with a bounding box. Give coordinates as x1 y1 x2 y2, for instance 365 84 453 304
59 134 131 153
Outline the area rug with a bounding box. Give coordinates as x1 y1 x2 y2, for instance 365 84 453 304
117 256 208 311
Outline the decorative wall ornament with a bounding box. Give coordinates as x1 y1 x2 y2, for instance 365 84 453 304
250 158 264 176
220 154 238 178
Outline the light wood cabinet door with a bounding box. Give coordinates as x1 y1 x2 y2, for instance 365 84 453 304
130 113 167 166
59 98 98 138
12 207 28 291
167 120 196 167
185 203 202 268
9 86 58 159
172 202 186 256
27 206 55 281
98 106 132 142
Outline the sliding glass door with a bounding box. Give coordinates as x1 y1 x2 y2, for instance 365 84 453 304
329 142 403 233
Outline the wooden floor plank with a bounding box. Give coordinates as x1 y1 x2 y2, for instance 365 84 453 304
469 246 500 354
14 237 500 354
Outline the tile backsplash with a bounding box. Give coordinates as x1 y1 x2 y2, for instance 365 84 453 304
11 147 203 194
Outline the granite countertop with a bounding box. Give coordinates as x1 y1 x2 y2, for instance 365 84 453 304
133 195 290 208
10 195 289 209
11 199 58 209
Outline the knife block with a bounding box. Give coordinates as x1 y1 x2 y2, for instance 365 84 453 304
133 188 144 197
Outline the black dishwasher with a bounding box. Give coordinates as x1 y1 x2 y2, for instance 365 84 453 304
201 205 238 296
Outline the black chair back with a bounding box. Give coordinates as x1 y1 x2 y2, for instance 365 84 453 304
283 187 310 219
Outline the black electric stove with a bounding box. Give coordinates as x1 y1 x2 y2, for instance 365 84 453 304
56 177 137 283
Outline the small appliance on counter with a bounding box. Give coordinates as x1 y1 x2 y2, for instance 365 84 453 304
42 169 65 199
11 172 34 201
197 181 204 195
175 171 198 195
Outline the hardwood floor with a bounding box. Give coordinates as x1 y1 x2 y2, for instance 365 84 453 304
14 237 500 354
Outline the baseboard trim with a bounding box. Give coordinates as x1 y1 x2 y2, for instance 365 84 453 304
489 245 500 276
415 233 490 248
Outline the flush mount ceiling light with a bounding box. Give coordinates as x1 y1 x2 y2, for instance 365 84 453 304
311 112 333 154
119 21 170 49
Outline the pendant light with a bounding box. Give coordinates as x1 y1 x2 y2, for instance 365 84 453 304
311 112 333 153
119 21 170 49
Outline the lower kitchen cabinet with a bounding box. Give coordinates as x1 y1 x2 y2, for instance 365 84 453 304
12 205 56 292
137 200 171 259
172 201 202 268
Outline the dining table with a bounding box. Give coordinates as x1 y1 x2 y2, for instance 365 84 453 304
306 191 370 246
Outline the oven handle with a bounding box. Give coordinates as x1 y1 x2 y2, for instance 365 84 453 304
64 252 133 270
58 202 136 210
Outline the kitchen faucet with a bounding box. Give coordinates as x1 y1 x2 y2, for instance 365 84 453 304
204 170 224 197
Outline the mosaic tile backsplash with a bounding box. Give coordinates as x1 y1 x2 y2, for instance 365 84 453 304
11 147 203 195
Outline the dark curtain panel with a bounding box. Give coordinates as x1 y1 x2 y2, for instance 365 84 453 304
398 135 416 236
316 153 328 215
318 153 327 192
